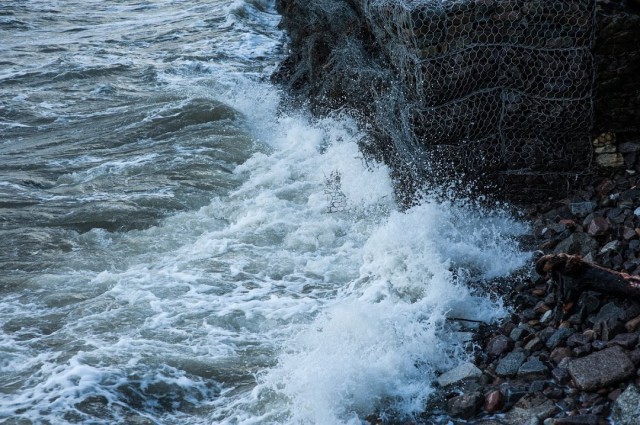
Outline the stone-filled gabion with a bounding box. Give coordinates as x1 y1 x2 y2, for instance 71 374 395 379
275 0 640 201
363 0 595 177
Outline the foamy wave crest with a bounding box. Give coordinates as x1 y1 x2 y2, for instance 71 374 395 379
205 81 530 424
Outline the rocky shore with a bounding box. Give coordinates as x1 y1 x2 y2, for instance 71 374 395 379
363 171 640 424
272 1 640 422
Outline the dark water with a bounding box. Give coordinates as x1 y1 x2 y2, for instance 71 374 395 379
0 1 529 424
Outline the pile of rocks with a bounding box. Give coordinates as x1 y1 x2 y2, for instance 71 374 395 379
363 172 640 424
434 172 640 424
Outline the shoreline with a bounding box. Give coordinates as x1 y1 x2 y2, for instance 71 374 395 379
379 171 640 424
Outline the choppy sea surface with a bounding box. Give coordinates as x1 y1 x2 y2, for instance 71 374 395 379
0 1 530 424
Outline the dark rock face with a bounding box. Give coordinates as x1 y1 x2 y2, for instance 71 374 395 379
275 0 640 202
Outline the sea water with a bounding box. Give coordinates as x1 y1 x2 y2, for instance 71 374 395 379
0 1 530 424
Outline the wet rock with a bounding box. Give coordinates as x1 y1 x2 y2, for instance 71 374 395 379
611 384 640 425
437 362 483 387
510 324 535 342
546 328 575 349
529 380 546 393
624 314 640 332
567 346 635 391
607 332 639 349
623 226 637 240
499 382 528 408
550 347 572 365
600 240 622 254
595 302 625 323
524 336 544 351
627 347 640 365
496 351 527 377
552 367 570 385
567 333 593 348
447 392 483 419
572 343 592 357
518 357 548 378
570 202 597 216
593 302 626 340
553 233 599 256
484 389 504 413
487 334 513 357
540 310 554 324
587 216 610 236
553 414 606 424
503 394 557 425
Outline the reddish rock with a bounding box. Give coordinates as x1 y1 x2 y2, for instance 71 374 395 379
550 347 572 365
447 392 483 419
596 179 615 197
587 216 610 236
487 334 513 357
624 314 640 332
608 388 623 401
484 390 504 413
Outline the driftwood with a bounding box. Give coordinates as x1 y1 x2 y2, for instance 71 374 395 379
535 254 640 320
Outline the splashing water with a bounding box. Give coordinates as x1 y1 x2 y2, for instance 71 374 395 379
0 1 531 424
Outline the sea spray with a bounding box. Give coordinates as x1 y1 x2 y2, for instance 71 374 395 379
1 2 531 423
198 83 531 424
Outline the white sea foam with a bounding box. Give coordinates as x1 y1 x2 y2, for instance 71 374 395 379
0 1 531 423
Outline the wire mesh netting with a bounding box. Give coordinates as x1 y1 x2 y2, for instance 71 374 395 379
362 0 596 179
275 0 599 197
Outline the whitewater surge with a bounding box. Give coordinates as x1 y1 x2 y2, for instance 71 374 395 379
0 1 530 424
200 83 531 424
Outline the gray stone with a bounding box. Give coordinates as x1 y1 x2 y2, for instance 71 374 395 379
619 142 640 153
524 337 544 351
546 328 575 349
567 346 635 391
487 334 513 357
612 384 640 425
496 351 527 377
447 392 483 419
607 332 639 349
553 415 602 424
595 302 625 323
436 362 483 387
499 382 528 407
569 201 597 216
503 394 557 425
553 233 599 256
518 357 548 378
510 324 535 342
600 240 622 254
540 309 554 324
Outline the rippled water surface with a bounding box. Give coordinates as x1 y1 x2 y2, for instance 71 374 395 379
1 1 530 424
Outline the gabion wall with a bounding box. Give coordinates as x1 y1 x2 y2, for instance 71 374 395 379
364 0 595 175
274 0 640 200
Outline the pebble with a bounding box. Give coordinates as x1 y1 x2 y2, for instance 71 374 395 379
447 392 483 419
487 334 513 357
484 389 504 413
518 357 549 378
547 328 576 349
